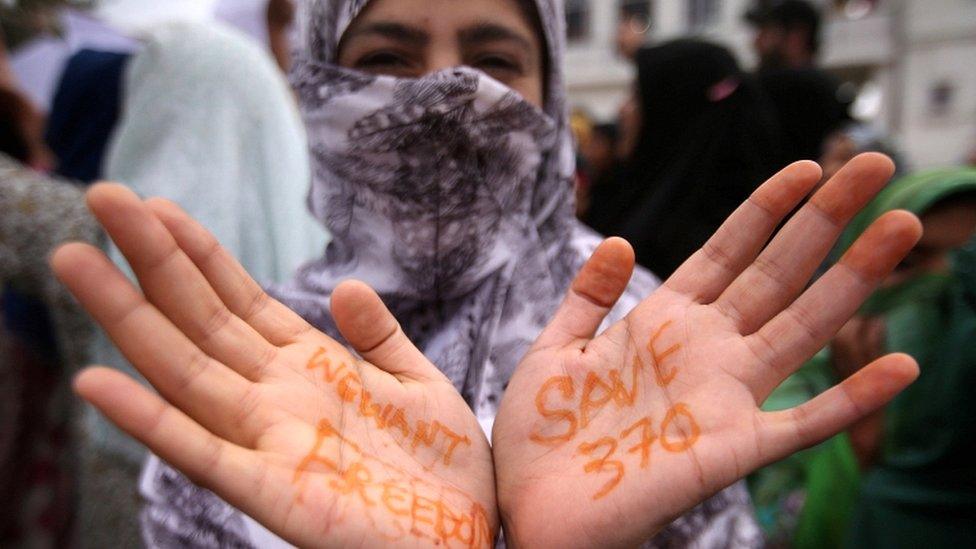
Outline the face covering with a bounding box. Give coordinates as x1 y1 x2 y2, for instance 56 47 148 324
294 62 558 300
276 45 588 404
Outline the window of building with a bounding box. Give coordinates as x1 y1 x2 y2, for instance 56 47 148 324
928 79 956 117
620 0 653 30
566 0 591 42
832 0 881 20
687 0 720 29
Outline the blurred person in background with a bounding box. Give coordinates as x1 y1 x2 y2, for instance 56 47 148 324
616 4 650 60
1 20 90 547
3 8 133 546
820 123 907 184
4 2 138 116
7 0 297 125
76 21 327 547
583 123 620 186
574 115 622 220
749 0 819 71
0 155 101 549
570 107 595 217
836 168 976 548
745 0 851 163
266 0 297 71
750 168 976 548
578 121 621 217
42 0 300 185
44 48 130 182
0 87 36 165
0 59 102 545
587 39 783 278
0 28 55 171
213 0 297 72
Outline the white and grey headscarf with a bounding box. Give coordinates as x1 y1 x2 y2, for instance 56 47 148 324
140 1 762 547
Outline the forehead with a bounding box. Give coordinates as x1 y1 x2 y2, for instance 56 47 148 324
347 0 538 39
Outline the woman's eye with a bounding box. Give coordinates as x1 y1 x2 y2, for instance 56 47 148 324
355 52 410 69
473 55 521 74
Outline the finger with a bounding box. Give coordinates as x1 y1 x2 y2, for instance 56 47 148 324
759 354 918 462
73 367 275 524
52 243 254 442
666 161 822 302
330 280 448 384
714 153 895 333
147 196 314 346
532 237 635 351
746 210 921 397
86 184 277 379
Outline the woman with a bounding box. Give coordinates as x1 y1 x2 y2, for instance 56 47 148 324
88 21 329 546
838 169 976 547
0 153 101 547
588 39 783 278
140 1 756 545
750 169 976 548
105 21 326 286
213 0 297 72
54 0 923 547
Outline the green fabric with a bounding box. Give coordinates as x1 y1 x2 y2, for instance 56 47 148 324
749 352 840 546
794 433 860 549
836 168 976 255
846 261 976 547
749 168 976 548
843 168 976 547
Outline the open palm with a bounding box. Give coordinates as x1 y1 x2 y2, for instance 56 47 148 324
493 154 922 548
53 185 497 549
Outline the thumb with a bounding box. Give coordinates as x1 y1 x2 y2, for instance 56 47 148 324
532 237 635 351
331 280 447 384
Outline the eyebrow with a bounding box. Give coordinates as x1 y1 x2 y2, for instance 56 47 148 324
344 22 429 47
345 20 534 52
458 22 534 52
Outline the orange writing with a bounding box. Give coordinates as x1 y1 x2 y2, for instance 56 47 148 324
307 348 471 467
580 372 613 429
412 420 470 466
294 419 493 548
530 354 643 445
579 357 642 429
573 404 700 500
620 417 657 468
649 321 681 386
660 403 701 452
528 317 700 501
577 437 625 500
529 376 578 445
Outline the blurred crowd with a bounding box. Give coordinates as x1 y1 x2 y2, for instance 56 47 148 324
1 0 974 547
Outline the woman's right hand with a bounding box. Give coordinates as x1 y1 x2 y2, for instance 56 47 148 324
54 184 497 549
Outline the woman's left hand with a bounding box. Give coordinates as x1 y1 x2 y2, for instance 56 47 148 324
492 154 921 548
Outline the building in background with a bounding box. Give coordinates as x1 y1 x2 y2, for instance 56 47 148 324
565 0 976 169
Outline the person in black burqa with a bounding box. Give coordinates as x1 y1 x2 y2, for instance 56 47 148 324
586 39 784 278
745 0 852 163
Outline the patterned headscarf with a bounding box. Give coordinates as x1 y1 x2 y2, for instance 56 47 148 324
270 0 596 427
141 2 762 547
